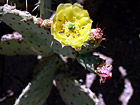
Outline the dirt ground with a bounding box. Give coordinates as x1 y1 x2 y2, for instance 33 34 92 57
0 0 140 105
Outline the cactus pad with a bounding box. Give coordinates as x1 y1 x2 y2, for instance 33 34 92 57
0 8 75 57
55 74 95 105
77 54 103 73
14 55 58 105
0 32 38 55
79 41 101 54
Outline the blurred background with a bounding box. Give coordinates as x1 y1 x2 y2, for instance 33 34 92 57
0 0 140 105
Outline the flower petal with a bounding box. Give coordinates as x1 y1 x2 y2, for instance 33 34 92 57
56 3 72 14
51 3 92 50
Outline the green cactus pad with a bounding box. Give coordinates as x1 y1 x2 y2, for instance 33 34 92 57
0 38 39 55
14 55 58 105
55 74 95 105
0 13 75 58
0 14 52 55
79 41 101 54
77 54 103 73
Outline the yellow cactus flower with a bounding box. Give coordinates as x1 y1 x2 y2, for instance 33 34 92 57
51 3 92 50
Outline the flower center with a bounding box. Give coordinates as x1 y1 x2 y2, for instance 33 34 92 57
61 20 80 38
68 23 75 31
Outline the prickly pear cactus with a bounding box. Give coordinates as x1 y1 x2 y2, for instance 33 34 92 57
55 74 95 105
14 55 58 105
0 2 112 105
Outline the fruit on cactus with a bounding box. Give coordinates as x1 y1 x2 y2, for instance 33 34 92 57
89 28 103 40
1 32 23 41
40 19 53 28
51 3 92 51
78 28 104 54
95 65 112 83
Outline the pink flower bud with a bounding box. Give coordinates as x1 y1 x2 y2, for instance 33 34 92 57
96 65 112 83
90 28 103 40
